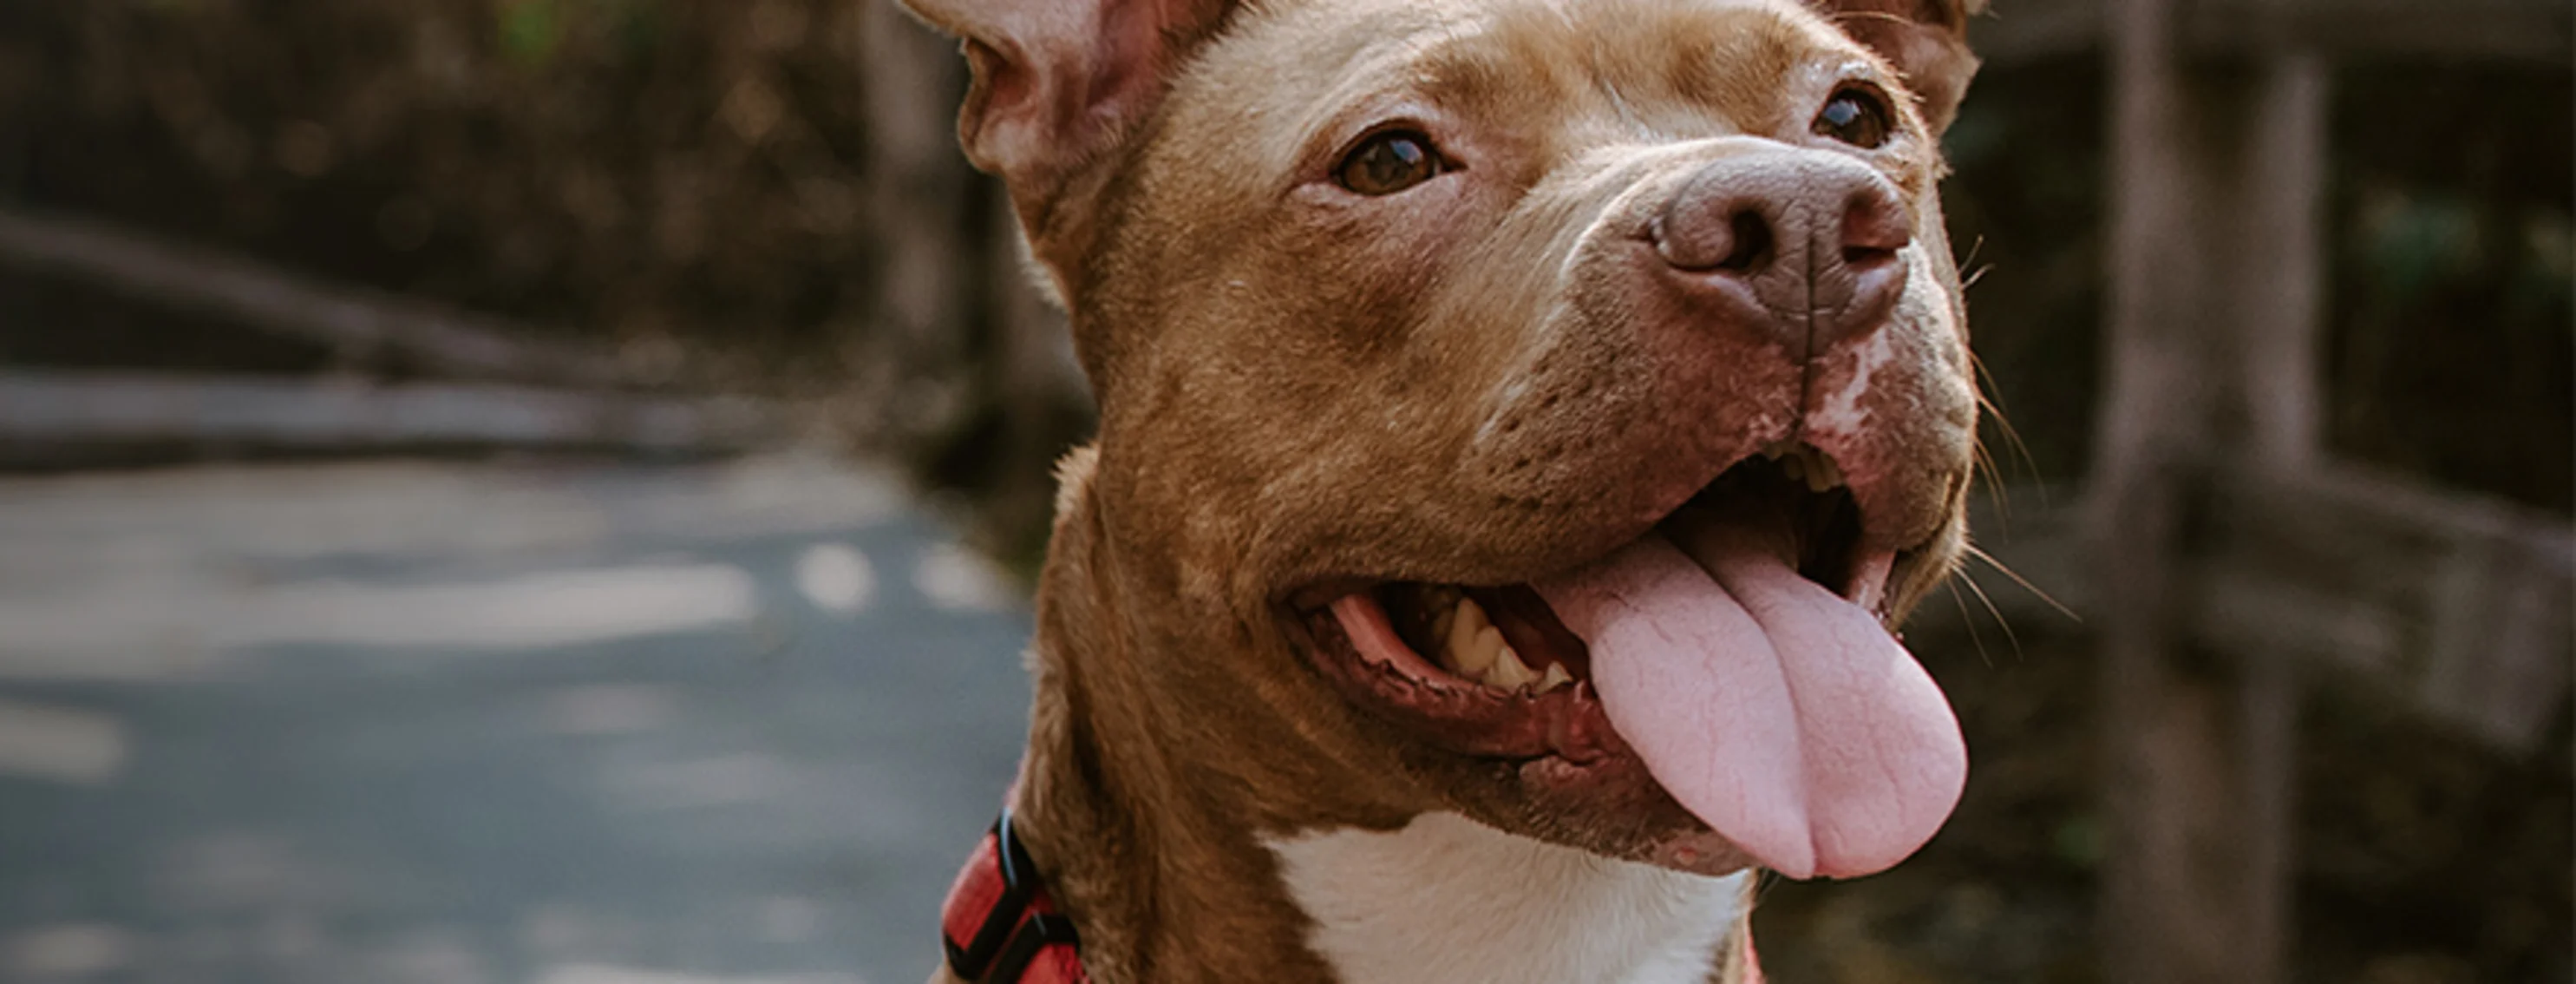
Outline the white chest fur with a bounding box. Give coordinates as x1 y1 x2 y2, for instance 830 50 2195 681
1265 812 1749 984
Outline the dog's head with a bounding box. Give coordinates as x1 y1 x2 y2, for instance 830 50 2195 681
908 0 1984 882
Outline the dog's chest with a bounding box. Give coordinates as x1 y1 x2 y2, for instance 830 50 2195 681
1265 813 1749 984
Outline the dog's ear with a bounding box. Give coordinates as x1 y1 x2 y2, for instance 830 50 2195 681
1807 0 1984 133
899 0 1236 253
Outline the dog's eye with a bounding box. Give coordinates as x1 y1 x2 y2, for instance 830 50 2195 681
1337 130 1442 195
1814 89 1893 148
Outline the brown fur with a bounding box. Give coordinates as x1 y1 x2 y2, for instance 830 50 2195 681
905 1 1984 980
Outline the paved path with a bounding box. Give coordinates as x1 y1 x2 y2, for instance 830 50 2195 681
0 456 1033 984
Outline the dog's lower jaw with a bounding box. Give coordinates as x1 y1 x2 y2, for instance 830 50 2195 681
946 449 1761 984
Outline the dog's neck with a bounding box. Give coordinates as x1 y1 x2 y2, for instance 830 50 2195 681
1003 457 1344 982
1269 814 1755 984
997 454 1755 984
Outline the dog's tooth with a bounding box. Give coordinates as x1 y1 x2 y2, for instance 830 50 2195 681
1762 442 1792 461
1426 593 1461 648
1535 662 1572 693
1474 627 1512 677
1780 454 1808 483
1445 599 1495 675
1450 594 1488 637
1481 636 1535 690
1454 640 1496 677
1806 453 1844 492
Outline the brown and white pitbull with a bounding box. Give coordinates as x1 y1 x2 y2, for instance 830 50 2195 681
901 1 1987 981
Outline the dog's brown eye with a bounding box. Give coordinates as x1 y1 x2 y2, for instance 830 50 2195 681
1814 89 1893 148
1337 130 1442 195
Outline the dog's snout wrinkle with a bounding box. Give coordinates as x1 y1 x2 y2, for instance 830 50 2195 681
1648 150 1912 362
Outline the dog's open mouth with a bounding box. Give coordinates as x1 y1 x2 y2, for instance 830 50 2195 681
1319 445 1871 698
1294 443 1965 881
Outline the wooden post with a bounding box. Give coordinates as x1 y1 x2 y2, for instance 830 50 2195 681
2218 47 2331 984
2095 1 2310 981
2234 54 2330 472
1968 17 2566 981
2096 0 2213 973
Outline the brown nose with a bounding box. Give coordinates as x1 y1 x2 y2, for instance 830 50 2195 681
1649 150 1912 359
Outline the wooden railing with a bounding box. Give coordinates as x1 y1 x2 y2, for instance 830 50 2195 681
1962 2 2573 981
0 206 789 456
1976 0 2574 65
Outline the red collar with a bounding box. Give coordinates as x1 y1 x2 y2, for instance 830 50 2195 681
942 810 1090 984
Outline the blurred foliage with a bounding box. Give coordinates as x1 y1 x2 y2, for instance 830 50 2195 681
0 0 919 392
2327 66 2573 515
1938 61 2573 515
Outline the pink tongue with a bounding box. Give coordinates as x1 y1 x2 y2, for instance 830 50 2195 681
1533 525 1965 880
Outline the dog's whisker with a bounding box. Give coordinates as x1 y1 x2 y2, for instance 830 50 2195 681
1971 437 2005 516
1955 560 2025 663
1939 577 1997 668
1962 261 1996 291
1965 541 2077 624
1832 10 1919 29
1971 351 2043 490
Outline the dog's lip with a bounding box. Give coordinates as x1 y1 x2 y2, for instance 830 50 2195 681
1287 577 1381 615
1283 446 1911 621
1288 599 1627 764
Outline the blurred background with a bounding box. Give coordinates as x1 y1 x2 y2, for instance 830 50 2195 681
0 2 2563 983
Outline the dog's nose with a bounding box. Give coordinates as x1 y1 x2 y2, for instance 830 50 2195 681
1649 150 1912 358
